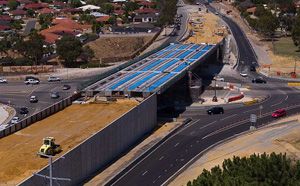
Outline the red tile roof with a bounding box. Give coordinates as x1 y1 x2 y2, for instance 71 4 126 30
0 1 9 5
52 18 92 29
114 9 125 15
10 9 28 15
96 16 110 22
60 7 82 12
134 8 157 14
38 8 55 14
246 7 256 13
110 3 121 8
138 2 153 6
0 15 13 21
0 25 10 30
24 3 48 8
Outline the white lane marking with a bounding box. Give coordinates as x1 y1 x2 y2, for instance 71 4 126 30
174 143 179 147
270 102 283 107
165 169 167 172
200 121 216 129
28 84 47 96
142 171 147 176
196 140 199 143
190 131 195 135
158 175 161 178
190 145 193 148
153 181 156 184
159 156 164 161
278 89 287 95
285 95 288 101
243 108 259 113
170 164 173 167
220 114 237 121
177 119 200 133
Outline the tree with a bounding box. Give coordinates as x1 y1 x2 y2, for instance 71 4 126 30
8 0 18 10
27 9 35 17
101 3 114 14
79 14 96 24
70 0 82 8
25 32 46 66
256 14 279 37
292 15 300 49
39 14 53 30
10 20 23 31
124 1 138 12
55 35 83 67
82 45 95 62
92 21 101 33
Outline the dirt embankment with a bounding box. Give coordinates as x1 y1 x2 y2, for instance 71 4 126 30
86 36 153 59
0 100 138 185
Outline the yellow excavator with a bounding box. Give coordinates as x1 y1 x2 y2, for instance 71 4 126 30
39 137 61 156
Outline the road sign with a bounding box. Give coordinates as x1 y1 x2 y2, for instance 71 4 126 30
259 105 263 110
250 114 257 123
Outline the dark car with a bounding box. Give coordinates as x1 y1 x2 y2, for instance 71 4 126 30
30 96 38 103
62 85 71 90
20 107 29 114
207 107 224 115
252 78 266 83
250 65 256 71
50 92 60 99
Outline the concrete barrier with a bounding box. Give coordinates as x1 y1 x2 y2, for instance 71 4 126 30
243 99 258 105
19 94 157 186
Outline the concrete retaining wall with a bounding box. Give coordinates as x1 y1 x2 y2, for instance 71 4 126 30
0 93 81 139
19 94 157 186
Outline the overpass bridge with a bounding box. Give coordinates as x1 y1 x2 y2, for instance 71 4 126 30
85 43 220 97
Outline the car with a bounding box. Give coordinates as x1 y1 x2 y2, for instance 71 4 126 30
0 78 7 83
30 96 38 103
24 79 39 85
240 72 248 77
20 107 29 114
252 78 266 83
272 109 286 118
196 2 199 5
72 97 85 104
198 7 201 11
50 92 60 99
207 107 224 115
11 116 20 124
47 76 60 82
213 76 224 81
62 85 71 90
25 76 39 81
250 65 256 71
215 12 219 15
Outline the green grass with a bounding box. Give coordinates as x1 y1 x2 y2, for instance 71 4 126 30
269 37 300 58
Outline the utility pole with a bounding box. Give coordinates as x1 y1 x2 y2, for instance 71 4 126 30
294 57 298 73
34 153 71 186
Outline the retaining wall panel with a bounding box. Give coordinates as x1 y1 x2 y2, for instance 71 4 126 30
4 128 10 136
10 124 16 133
26 117 32 126
21 120 26 128
16 122 22 131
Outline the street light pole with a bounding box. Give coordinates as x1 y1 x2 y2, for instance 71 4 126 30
294 57 297 73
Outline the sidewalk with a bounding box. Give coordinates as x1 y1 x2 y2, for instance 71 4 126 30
0 104 14 126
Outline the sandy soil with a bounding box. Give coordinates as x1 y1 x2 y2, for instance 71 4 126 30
170 115 300 186
86 36 153 59
0 100 138 185
184 11 226 44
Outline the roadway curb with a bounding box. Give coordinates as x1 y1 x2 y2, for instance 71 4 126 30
161 118 299 186
104 118 192 186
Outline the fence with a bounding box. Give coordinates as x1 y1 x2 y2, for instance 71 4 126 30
0 93 81 139
19 93 157 186
1 65 55 73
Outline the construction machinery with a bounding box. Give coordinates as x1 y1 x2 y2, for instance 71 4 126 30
39 137 61 156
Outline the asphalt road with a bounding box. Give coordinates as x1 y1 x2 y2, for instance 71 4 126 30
23 20 37 35
109 1 300 186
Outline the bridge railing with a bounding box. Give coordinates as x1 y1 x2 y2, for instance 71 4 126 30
77 42 171 91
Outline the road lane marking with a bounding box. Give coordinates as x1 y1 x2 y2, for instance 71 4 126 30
196 140 199 143
170 164 173 167
153 181 156 184
142 171 147 176
270 102 282 107
200 121 216 129
190 131 195 135
165 169 167 172
158 175 161 178
159 156 164 161
174 143 179 147
243 108 259 113
220 114 237 121
190 145 193 148
28 84 47 96
285 95 288 101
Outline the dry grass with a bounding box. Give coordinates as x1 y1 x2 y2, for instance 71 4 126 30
86 36 153 59
0 100 138 185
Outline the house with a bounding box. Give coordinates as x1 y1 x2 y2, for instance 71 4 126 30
0 15 12 31
37 8 59 16
246 7 256 15
110 3 122 10
96 16 122 25
9 9 27 19
23 3 49 9
60 7 83 15
114 9 125 15
238 0 254 8
90 12 108 18
78 5 100 11
138 2 153 9
17 0 32 6
50 1 67 9
133 13 157 23
52 18 92 31
0 1 9 8
133 8 157 14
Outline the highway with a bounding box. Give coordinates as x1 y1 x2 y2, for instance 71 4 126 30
108 1 300 186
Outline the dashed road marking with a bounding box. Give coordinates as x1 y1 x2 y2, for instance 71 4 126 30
200 121 216 129
220 114 237 121
174 143 179 147
270 102 282 107
142 171 147 176
159 156 164 161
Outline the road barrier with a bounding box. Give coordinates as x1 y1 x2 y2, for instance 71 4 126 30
0 93 81 139
226 93 244 103
243 99 258 105
287 82 300 86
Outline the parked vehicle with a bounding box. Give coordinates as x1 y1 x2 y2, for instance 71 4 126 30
252 78 266 83
11 116 20 124
240 72 248 77
50 92 59 99
30 96 38 103
207 107 224 115
213 76 224 81
20 107 29 114
0 78 7 83
272 109 286 118
62 85 71 90
47 76 60 82
24 79 39 85
250 65 256 71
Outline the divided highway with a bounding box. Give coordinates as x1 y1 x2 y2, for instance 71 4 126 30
109 1 300 186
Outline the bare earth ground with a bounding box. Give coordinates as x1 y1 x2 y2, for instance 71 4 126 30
170 115 300 186
184 8 226 44
0 100 138 185
86 36 153 59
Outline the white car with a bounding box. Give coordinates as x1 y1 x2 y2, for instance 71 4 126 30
11 117 20 124
0 78 7 83
24 79 39 85
240 72 248 77
213 76 224 81
215 12 219 15
47 76 60 82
